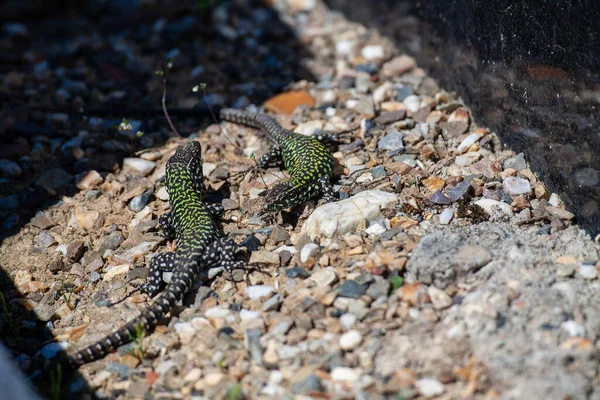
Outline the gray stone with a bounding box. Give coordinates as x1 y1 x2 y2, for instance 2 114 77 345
337 280 368 298
292 374 323 395
503 153 527 171
378 131 404 152
37 231 56 248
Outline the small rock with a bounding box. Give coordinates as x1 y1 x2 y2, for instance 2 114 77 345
545 206 575 221
361 44 384 60
331 367 361 382
381 55 415 78
292 374 323 395
264 90 315 115
37 231 57 248
285 267 310 279
155 187 169 201
0 159 22 178
427 287 452 310
428 190 452 205
503 153 527 171
249 250 280 265
289 0 316 12
30 211 54 229
366 279 390 299
300 243 320 263
338 280 368 298
74 208 101 230
456 133 481 153
378 131 404 153
339 330 363 350
122 158 156 177
445 181 470 202
578 265 597 280
66 240 86 262
103 264 130 281
76 170 103 190
129 190 153 212
48 259 66 274
246 285 275 300
340 313 357 330
474 199 513 216
310 267 339 286
561 320 585 337
556 264 575 278
439 208 454 225
35 168 73 191
374 110 407 125
502 177 531 196
263 294 283 312
415 378 445 397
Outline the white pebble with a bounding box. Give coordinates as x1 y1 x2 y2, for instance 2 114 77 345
561 320 585 337
439 208 454 225
415 378 445 397
300 243 320 263
403 95 421 112
361 45 384 60
122 158 156 176
331 367 362 382
339 313 357 330
455 155 474 167
336 40 355 57
239 309 262 321
503 176 531 196
365 222 386 236
310 267 338 286
578 265 598 280
474 199 514 216
339 330 363 350
246 285 275 300
456 133 481 153
103 264 129 281
174 322 196 344
204 307 231 318
302 190 397 240
156 186 169 201
184 368 202 383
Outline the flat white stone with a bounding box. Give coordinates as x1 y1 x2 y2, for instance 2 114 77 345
474 199 514 216
302 190 398 240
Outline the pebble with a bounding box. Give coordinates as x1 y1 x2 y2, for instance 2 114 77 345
174 322 196 344
310 267 339 286
66 240 86 262
122 158 156 177
339 329 363 350
184 368 202 383
503 176 531 196
302 190 398 240
74 208 101 230
340 313 357 330
428 190 452 205
415 378 445 397
361 44 384 60
292 374 323 395
39 342 69 359
561 320 585 337
445 181 470 202
155 187 169 201
378 131 404 152
249 250 280 265
37 231 56 248
578 265 597 280
285 267 310 279
439 208 454 224
0 159 23 178
128 190 153 212
338 280 368 298
427 286 452 309
504 153 527 171
545 205 575 221
263 294 283 312
474 199 514 216
75 170 103 190
556 264 575 278
331 367 361 382
381 55 415 77
300 243 320 263
103 264 130 281
246 285 275 300
366 279 390 299
365 222 386 236
456 133 481 153
30 211 54 229
115 241 158 263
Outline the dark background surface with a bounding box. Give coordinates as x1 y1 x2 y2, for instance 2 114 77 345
327 0 600 236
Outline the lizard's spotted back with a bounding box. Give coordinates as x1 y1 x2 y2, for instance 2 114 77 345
220 109 336 211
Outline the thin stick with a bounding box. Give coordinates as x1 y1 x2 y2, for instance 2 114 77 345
162 70 181 137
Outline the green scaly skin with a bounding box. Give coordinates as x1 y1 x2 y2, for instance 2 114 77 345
68 141 243 367
220 109 337 211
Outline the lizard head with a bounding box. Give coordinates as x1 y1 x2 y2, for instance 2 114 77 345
166 141 204 193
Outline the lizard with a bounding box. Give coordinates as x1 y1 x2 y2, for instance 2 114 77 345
68 141 244 367
219 108 337 211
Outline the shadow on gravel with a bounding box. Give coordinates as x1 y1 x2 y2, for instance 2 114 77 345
0 0 315 397
326 0 600 237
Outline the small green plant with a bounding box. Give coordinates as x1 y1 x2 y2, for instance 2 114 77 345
128 324 147 360
227 383 243 400
388 276 404 295
49 364 62 400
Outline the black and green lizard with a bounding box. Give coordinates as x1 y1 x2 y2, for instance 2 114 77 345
69 141 244 367
220 108 337 211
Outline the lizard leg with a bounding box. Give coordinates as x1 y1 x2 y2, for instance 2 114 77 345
141 252 176 297
257 146 283 169
159 212 176 240
202 237 245 272
317 177 337 203
206 203 224 218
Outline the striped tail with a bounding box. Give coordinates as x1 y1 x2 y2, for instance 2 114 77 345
220 108 290 142
69 267 195 368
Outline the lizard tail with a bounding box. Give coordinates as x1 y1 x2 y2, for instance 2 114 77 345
220 108 290 142
68 268 195 368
